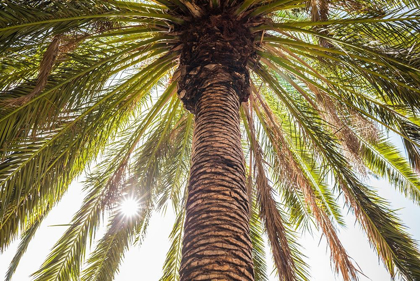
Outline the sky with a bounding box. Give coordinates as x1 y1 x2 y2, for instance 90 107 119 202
1 143 420 280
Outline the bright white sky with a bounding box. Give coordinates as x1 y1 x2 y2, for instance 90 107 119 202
1 142 419 280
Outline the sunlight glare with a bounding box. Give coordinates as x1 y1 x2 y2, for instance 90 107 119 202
119 197 140 217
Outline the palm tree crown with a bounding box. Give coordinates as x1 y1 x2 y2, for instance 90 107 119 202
1 0 420 280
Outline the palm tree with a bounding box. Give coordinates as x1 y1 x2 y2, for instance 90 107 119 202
1 0 420 280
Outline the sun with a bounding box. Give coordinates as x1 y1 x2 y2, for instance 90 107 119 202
119 197 140 217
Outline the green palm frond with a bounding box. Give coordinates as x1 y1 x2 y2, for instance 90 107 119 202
341 178 420 279
0 51 176 251
257 40 420 174
248 88 344 228
358 135 420 203
31 81 176 281
81 206 153 281
249 197 269 281
161 200 186 281
5 207 47 281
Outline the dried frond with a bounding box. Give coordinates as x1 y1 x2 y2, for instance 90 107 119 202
5 35 61 106
313 86 366 174
253 91 359 281
244 103 299 281
350 111 379 144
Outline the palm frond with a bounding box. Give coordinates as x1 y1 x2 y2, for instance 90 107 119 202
250 92 359 280
359 135 420 204
5 208 47 281
81 205 153 281
242 104 309 281
249 188 270 281
252 91 343 226
161 201 186 281
253 61 420 280
0 52 176 252
257 44 420 174
31 83 176 281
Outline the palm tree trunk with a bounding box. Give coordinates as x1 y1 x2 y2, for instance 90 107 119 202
179 76 254 280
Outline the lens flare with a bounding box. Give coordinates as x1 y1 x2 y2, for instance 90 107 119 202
119 197 140 217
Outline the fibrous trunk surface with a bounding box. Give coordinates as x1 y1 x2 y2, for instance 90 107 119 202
178 12 255 281
180 81 254 280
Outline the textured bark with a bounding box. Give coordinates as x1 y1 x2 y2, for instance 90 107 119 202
179 76 254 280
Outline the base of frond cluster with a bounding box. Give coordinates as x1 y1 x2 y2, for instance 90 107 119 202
176 12 261 113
